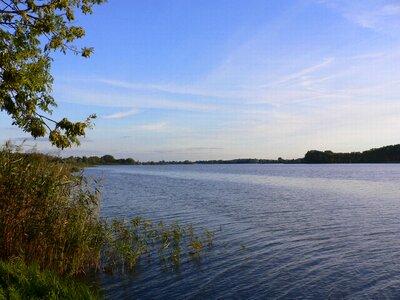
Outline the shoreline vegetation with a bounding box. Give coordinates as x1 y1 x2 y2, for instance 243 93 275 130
1 143 399 299
62 144 400 166
0 142 214 299
1 142 399 298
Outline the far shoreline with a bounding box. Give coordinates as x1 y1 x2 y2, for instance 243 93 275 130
65 144 400 166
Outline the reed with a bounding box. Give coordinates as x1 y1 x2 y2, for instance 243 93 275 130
0 142 214 277
102 218 214 272
0 142 215 299
0 142 105 275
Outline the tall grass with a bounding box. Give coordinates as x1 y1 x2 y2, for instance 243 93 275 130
0 142 214 278
0 142 105 275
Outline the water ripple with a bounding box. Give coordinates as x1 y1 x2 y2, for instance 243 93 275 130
84 164 400 299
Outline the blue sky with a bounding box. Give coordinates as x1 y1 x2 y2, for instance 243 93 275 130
2 0 400 161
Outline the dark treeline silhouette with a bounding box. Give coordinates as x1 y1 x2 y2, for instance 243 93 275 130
62 144 400 165
61 155 304 165
303 144 400 163
63 156 303 165
63 154 139 166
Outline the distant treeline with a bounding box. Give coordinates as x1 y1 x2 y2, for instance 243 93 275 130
62 155 302 166
303 144 400 163
62 144 400 165
64 154 139 166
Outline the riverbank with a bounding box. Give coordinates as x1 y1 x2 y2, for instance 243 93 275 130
0 143 213 298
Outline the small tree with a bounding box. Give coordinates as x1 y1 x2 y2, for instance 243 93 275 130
0 0 106 149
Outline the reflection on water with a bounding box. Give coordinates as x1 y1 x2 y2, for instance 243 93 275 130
84 164 400 299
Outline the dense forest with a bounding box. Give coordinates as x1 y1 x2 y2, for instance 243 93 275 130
303 144 400 163
62 144 400 165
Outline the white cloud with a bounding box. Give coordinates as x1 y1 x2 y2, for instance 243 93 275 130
49 2 400 161
382 4 400 16
54 84 219 112
317 0 400 33
133 122 170 132
268 58 334 87
147 147 224 154
98 79 244 100
202 97 400 158
102 109 139 119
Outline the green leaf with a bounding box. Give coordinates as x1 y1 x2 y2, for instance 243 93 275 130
0 0 106 148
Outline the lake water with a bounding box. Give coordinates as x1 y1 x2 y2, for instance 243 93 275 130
84 164 400 299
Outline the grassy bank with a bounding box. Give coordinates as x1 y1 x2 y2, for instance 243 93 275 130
0 259 97 299
0 142 213 297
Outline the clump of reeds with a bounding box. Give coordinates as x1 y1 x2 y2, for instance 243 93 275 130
0 142 105 275
0 142 215 277
102 218 214 272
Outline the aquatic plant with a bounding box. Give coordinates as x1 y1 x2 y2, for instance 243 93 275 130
102 218 214 272
0 142 215 277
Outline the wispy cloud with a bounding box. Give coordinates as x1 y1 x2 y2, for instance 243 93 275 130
8 137 48 143
124 122 194 136
149 147 224 154
382 4 400 16
186 147 223 151
99 79 191 95
47 1 400 161
133 122 170 132
318 0 400 33
269 58 334 87
98 79 244 100
54 84 219 112
102 109 139 119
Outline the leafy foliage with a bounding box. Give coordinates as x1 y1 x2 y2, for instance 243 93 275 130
303 144 400 163
0 0 105 148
